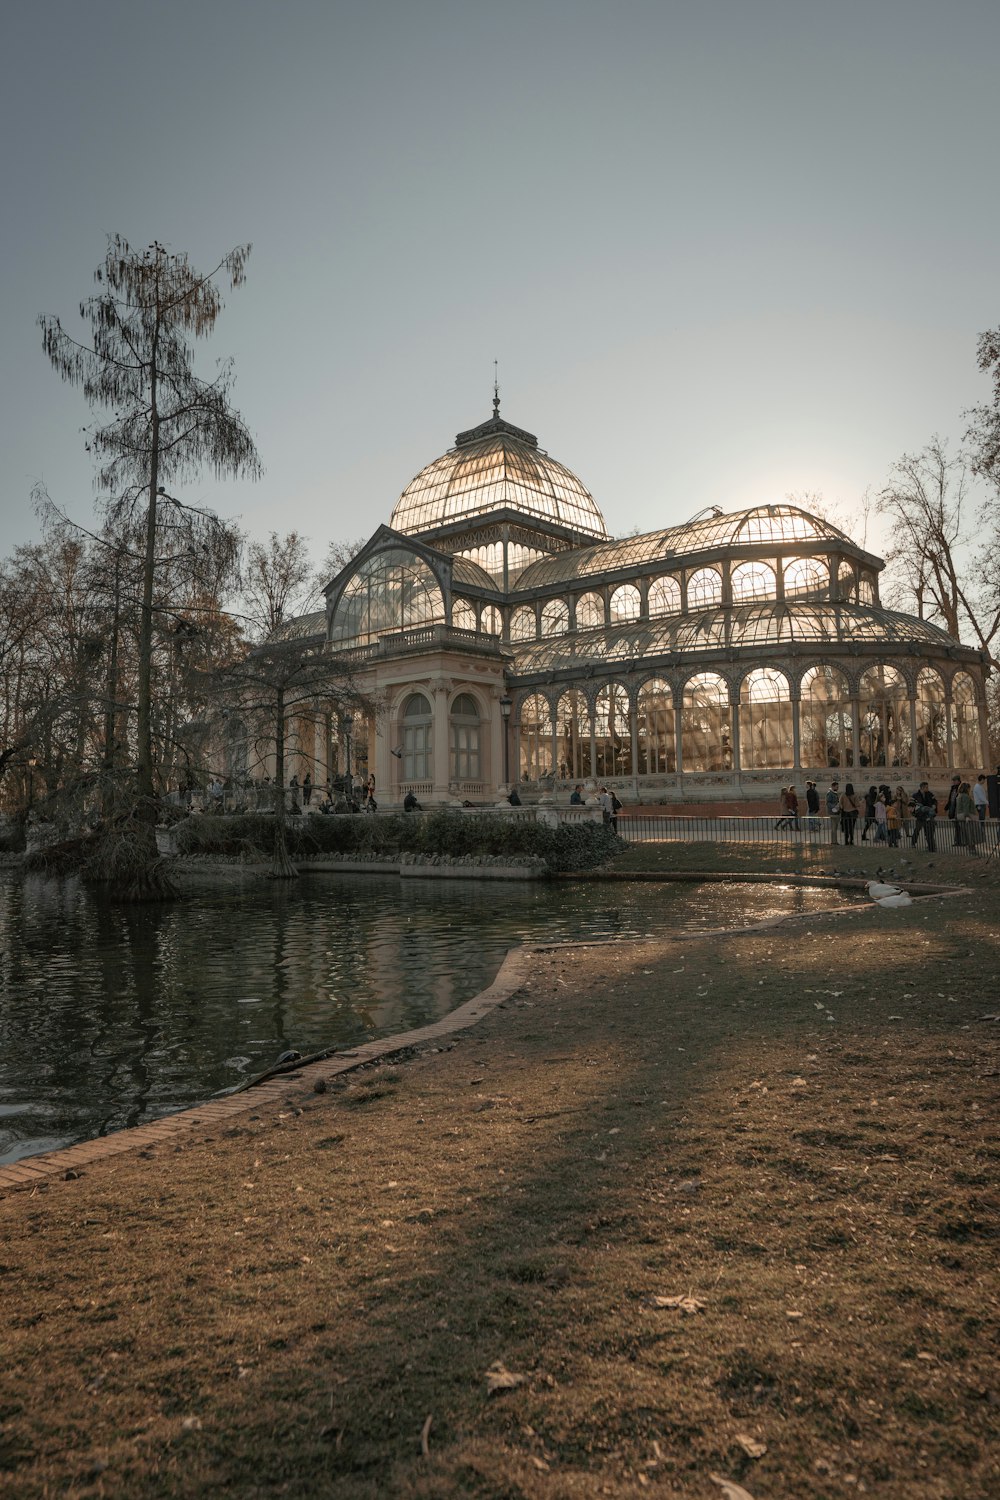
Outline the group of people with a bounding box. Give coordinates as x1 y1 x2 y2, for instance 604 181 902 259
816 774 991 851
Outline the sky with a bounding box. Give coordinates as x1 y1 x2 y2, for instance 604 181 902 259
1 0 998 570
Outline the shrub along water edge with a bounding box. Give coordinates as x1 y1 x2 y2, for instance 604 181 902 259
171 811 621 873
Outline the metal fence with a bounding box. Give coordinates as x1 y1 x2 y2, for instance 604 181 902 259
614 813 999 858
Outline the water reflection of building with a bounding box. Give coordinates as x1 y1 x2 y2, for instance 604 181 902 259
276 400 989 805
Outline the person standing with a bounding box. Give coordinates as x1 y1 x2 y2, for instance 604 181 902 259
786 786 800 832
569 784 584 806
873 791 888 843
955 781 977 853
861 785 878 842
302 772 312 806
805 780 820 833
973 774 989 824
826 779 840 845
839 783 861 845
775 786 791 830
909 781 937 851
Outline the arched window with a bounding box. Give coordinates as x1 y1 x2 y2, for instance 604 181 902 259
451 598 477 631
838 562 858 603
610 584 641 624
330 548 445 647
637 678 675 774
858 574 876 606
575 592 604 630
784 557 828 598
859 665 910 768
481 605 502 636
509 605 536 642
731 562 776 604
739 668 794 769
681 673 732 772
594 684 631 778
647 576 681 617
914 667 947 768
799 665 853 769
557 689 591 781
687 568 722 609
951 672 982 767
518 694 554 782
449 693 481 781
540 598 569 636
401 693 432 782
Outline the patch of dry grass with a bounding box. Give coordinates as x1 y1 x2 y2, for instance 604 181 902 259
1 875 998 1498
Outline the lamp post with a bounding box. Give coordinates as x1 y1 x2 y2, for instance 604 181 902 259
26 756 36 813
499 694 512 788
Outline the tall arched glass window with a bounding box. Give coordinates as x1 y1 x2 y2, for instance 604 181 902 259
799 665 853 768
451 598 477 631
330 548 445 647
449 693 481 781
509 605 536 642
481 605 502 635
610 584 641 624
784 557 828 598
540 598 569 636
637 678 675 774
838 562 858 603
859 665 910 768
731 562 776 603
648 576 681 616
557 689 591 781
858 575 876 606
739 668 794 769
575 592 604 629
914 668 948 767
951 672 982 766
594 684 631 778
688 568 722 609
681 673 732 772
518 694 554 782
401 693 432 782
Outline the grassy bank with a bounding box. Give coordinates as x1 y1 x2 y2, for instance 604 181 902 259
1 847 997 1498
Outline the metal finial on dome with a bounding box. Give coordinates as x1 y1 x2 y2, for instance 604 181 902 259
493 360 500 418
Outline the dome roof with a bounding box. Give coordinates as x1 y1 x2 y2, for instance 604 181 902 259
389 408 608 540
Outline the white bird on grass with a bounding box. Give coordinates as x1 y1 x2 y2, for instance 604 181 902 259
866 880 905 898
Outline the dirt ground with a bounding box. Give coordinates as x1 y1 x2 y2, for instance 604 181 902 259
1 842 998 1499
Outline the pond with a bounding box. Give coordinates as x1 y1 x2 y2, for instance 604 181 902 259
0 871 854 1164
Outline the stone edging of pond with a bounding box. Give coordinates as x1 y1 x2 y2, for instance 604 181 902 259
0 875 971 1197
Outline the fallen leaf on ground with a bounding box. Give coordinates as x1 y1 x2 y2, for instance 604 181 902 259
710 1475 756 1500
735 1433 767 1458
485 1361 526 1394
648 1293 706 1314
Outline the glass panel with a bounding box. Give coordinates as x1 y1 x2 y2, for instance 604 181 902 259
519 692 554 782
557 689 592 781
681 673 732 772
647 575 681 616
688 568 722 609
738 668 794 769
637 678 675 773
858 576 875 606
330 548 445 648
610 584 641 623
799 665 853 769
540 598 569 636
449 695 480 780
731 561 776 603
951 672 982 765
859 665 910 768
784 557 828 598
481 605 502 635
509 605 536 642
838 562 857 603
452 598 477 631
594 684 631 778
575 592 604 629
914 668 948 768
401 693 432 781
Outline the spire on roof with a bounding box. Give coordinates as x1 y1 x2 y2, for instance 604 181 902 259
493 359 500 419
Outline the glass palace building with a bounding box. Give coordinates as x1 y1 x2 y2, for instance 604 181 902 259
300 402 988 805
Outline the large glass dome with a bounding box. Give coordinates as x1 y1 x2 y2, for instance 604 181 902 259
389 409 608 540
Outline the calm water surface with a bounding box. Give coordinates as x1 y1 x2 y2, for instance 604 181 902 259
0 872 852 1163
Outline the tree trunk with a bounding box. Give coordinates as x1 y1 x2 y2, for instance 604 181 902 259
270 687 298 879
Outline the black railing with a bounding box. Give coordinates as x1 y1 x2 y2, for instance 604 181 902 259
615 813 999 859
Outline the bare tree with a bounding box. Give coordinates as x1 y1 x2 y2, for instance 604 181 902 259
966 325 1000 488
242 531 317 640
38 237 260 897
